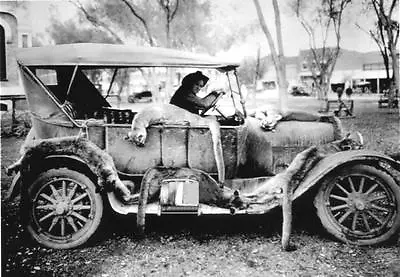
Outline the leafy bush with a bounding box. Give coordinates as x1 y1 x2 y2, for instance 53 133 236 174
1 111 32 137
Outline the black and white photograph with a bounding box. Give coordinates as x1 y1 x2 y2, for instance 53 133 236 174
1 0 399 276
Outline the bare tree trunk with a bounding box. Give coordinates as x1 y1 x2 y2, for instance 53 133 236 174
253 0 288 112
386 25 399 108
255 45 261 86
273 0 288 112
117 69 130 108
159 0 180 102
371 0 399 108
315 82 324 100
389 42 399 108
252 45 261 109
377 21 392 81
390 45 399 90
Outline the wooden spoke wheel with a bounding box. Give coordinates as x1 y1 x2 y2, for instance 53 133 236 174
314 164 400 246
23 168 104 249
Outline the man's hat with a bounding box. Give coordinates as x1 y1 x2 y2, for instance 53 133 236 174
181 71 209 87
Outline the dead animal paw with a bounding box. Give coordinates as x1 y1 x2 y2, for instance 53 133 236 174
121 193 140 205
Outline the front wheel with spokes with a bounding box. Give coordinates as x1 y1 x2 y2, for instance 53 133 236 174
314 164 400 246
22 168 104 249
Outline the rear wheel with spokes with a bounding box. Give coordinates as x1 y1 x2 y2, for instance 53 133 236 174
314 164 400 245
22 168 104 249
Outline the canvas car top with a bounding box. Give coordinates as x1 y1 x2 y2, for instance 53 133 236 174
16 43 239 70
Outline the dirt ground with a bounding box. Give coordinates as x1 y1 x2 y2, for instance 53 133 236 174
1 97 400 277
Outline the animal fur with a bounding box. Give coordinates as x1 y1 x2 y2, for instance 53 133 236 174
129 104 225 184
250 146 319 251
239 133 363 250
242 146 319 203
249 108 343 140
6 135 134 202
240 112 343 178
6 128 37 176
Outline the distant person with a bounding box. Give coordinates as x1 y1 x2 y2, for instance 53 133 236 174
345 87 353 99
336 86 344 100
170 71 222 115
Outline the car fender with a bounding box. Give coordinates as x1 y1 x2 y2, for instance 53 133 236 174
6 172 22 201
293 149 400 200
6 154 94 201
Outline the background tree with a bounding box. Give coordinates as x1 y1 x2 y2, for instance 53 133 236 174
237 46 268 107
290 0 351 101
47 0 244 102
355 21 391 83
253 0 288 112
367 0 399 107
46 19 118 44
356 0 399 97
237 47 267 87
68 0 219 51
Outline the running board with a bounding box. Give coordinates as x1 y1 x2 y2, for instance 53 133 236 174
107 192 162 215
108 192 232 215
161 205 198 214
107 192 278 216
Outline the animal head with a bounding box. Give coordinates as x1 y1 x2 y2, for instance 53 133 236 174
338 132 364 151
260 114 283 131
221 189 250 213
217 188 246 211
128 126 147 147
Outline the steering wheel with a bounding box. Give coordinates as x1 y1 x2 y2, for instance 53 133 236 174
200 90 225 116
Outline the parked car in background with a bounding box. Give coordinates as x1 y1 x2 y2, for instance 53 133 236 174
290 85 310 96
128 90 152 103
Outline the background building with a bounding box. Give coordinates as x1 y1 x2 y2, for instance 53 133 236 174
1 1 33 87
260 48 397 96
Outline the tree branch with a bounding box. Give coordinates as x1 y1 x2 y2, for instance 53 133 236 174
389 0 398 18
252 0 280 75
170 0 179 19
120 0 155 46
69 0 123 43
356 23 384 49
322 16 332 49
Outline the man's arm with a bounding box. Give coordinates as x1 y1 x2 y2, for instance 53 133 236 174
186 92 219 111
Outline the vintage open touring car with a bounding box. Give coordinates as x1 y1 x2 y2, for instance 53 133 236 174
6 43 400 250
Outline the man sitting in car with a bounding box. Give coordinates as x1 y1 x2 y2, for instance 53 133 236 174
170 71 221 115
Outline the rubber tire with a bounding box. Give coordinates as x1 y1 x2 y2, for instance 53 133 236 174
22 168 104 249
314 164 400 246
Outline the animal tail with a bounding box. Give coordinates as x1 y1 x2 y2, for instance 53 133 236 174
320 115 344 140
281 179 294 251
137 176 150 237
284 146 319 179
208 120 225 186
6 155 24 175
281 146 318 251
